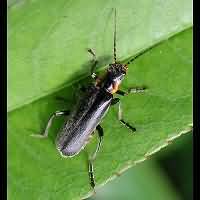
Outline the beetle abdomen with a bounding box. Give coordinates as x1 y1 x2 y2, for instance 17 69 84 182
56 88 112 157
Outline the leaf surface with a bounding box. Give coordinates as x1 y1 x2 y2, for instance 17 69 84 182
8 27 192 199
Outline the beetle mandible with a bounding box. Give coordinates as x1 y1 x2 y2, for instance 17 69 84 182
33 9 147 189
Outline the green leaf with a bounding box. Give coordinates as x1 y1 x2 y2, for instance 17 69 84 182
8 1 192 199
89 160 181 200
8 0 192 112
8 28 192 199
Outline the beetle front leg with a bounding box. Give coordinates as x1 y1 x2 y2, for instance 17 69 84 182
88 48 98 79
31 110 70 138
88 124 104 189
116 86 147 96
111 98 136 132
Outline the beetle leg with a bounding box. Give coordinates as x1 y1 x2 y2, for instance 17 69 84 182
118 101 136 132
31 110 70 138
88 125 104 189
111 97 120 105
111 98 136 132
91 125 104 160
116 86 147 96
88 160 96 189
88 48 98 79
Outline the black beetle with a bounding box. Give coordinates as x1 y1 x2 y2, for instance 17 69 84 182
33 9 147 189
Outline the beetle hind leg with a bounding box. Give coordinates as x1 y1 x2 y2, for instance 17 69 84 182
88 125 104 189
31 110 70 138
88 160 95 189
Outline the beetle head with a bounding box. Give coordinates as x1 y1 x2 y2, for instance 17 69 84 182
104 63 128 94
107 63 128 81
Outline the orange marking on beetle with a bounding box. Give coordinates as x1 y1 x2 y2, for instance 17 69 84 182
111 82 119 94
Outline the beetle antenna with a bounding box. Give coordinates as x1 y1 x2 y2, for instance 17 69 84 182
113 8 117 63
